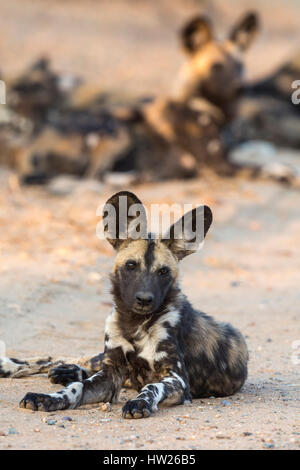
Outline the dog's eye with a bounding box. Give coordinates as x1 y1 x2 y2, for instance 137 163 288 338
126 260 137 271
158 266 170 277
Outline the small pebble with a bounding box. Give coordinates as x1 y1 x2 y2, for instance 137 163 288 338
46 420 56 426
222 400 231 406
101 402 112 412
62 416 72 421
264 443 275 449
8 428 18 435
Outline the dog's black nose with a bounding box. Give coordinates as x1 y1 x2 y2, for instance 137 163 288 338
136 291 154 307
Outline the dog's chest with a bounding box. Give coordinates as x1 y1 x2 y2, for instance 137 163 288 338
125 329 169 390
126 351 155 390
133 328 168 368
105 308 177 389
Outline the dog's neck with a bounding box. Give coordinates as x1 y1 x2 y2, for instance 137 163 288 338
110 279 181 339
172 78 237 124
187 97 226 124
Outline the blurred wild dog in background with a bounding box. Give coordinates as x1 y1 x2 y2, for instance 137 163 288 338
128 11 259 180
0 11 259 183
2 9 300 185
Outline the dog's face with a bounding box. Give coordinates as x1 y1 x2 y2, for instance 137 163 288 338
177 12 259 110
112 238 178 315
103 191 212 315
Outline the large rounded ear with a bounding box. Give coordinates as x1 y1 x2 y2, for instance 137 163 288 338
162 205 212 260
180 15 213 54
102 191 147 250
229 11 260 51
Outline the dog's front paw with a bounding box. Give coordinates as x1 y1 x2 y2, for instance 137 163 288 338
19 392 68 411
122 399 152 419
48 364 88 385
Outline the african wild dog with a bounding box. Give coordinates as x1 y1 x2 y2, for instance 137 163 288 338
115 11 260 180
174 11 259 120
230 46 300 150
10 191 249 418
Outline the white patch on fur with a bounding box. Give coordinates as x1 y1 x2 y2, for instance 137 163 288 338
135 309 180 369
170 371 186 389
0 357 20 373
50 382 83 409
86 370 103 383
135 326 168 370
162 309 180 327
105 309 135 354
184 399 192 404
139 383 165 411
151 383 165 411
0 357 21 375
162 377 176 384
160 372 186 392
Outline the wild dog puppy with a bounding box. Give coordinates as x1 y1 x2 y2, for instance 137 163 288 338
18 191 248 418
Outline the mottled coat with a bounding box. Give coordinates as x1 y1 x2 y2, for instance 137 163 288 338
9 191 249 419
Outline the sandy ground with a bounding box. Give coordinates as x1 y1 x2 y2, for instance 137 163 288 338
0 0 300 451
0 169 299 450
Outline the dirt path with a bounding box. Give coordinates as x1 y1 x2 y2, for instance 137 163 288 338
0 170 299 449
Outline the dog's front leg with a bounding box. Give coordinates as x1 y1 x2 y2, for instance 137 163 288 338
122 367 191 419
19 350 127 411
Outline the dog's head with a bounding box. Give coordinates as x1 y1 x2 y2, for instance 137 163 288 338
177 11 259 116
103 191 212 315
9 57 78 121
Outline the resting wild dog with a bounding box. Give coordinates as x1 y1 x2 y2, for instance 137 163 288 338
2 12 259 183
2 191 249 418
112 11 260 180
231 47 300 150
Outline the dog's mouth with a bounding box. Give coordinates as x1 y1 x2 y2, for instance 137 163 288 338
132 305 155 315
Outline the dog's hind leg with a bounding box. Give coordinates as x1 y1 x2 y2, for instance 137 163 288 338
0 353 104 380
